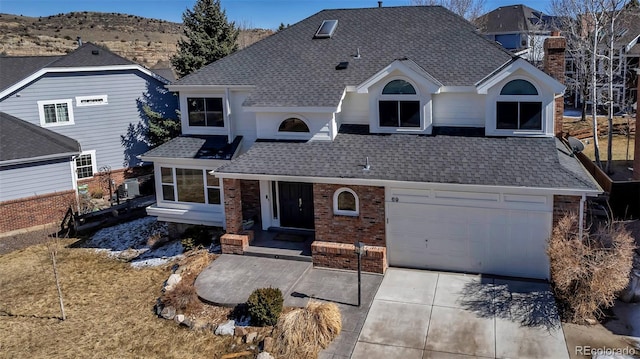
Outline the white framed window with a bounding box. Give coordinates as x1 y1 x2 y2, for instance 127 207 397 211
37 99 74 127
496 79 543 131
76 95 108 107
333 187 359 216
160 167 221 205
187 97 224 127
378 79 421 128
75 151 97 179
278 118 310 133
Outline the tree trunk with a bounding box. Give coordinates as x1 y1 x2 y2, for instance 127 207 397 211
592 20 603 169
49 243 66 321
605 12 616 174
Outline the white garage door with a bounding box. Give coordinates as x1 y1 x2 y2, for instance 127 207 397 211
386 189 553 279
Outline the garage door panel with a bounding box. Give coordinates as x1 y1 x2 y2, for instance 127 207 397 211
387 198 552 279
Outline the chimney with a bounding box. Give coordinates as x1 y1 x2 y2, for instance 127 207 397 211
378 1 382 7
634 68 640 180
77 36 83 47
543 35 566 138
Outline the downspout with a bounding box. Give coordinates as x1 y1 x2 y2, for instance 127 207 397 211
579 193 586 239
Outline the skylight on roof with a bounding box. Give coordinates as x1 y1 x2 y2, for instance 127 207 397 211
314 20 338 38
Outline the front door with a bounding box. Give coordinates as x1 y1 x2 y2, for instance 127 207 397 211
278 182 314 229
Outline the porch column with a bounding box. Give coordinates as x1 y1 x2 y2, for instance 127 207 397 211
223 178 243 233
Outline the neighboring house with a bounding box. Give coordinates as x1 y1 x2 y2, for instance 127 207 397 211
141 6 601 280
0 43 179 233
476 4 559 65
0 112 80 232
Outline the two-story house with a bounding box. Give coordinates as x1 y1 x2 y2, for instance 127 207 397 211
0 43 179 233
141 6 601 280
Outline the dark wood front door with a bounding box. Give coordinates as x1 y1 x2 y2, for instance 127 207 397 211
278 182 314 229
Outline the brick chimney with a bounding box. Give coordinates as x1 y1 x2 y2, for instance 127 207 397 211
544 35 566 138
634 68 640 180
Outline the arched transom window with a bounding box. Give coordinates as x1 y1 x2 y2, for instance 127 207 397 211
496 79 542 130
378 79 420 128
278 118 310 132
333 188 359 216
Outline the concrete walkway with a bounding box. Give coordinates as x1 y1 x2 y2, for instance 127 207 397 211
195 254 383 358
353 268 570 359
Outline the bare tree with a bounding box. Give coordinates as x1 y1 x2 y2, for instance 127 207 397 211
44 228 66 320
410 0 486 20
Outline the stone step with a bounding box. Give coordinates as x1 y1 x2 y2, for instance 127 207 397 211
243 247 312 263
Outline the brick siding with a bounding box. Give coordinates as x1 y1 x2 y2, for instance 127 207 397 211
0 190 77 233
313 184 385 246
312 241 387 274
553 195 581 227
78 166 153 199
544 36 566 138
223 178 243 233
240 180 261 224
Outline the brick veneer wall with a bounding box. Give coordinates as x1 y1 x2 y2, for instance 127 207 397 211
312 241 387 274
313 184 385 246
543 36 566 138
223 178 243 233
240 180 261 224
0 190 77 233
78 166 153 199
553 195 581 226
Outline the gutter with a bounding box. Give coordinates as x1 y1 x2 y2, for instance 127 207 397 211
0 151 80 167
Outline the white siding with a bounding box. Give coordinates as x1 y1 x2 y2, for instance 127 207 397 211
432 93 486 127
255 112 334 141
0 70 179 171
0 159 75 201
230 91 257 153
337 92 369 125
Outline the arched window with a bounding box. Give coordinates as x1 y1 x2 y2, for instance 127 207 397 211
278 118 310 132
333 188 359 216
378 79 420 128
496 79 542 130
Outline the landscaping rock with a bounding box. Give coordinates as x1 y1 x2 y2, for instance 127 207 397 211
161 306 176 320
180 317 193 328
245 332 258 344
234 326 250 337
164 273 182 291
256 352 274 359
262 337 274 352
215 320 235 336
174 314 185 324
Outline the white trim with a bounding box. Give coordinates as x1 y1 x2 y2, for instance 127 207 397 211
477 58 565 95
37 99 74 127
155 165 224 209
181 94 228 136
277 115 312 137
242 105 338 113
212 172 601 197
357 59 442 94
1 65 168 99
370 75 432 134
0 151 80 167
75 94 108 107
333 187 359 216
75 150 97 179
166 84 256 92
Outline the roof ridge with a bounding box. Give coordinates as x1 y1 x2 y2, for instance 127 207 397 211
47 41 137 67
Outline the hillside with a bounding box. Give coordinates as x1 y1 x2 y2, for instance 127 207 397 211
0 12 272 68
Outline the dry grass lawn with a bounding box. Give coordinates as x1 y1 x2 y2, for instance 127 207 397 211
582 133 636 163
0 240 233 359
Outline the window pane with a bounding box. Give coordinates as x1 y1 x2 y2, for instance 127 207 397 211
496 102 519 129
205 98 224 127
399 101 420 127
520 102 542 130
43 104 57 123
176 168 205 203
187 98 205 126
162 184 175 201
500 79 538 95
207 188 221 204
379 101 399 127
337 191 356 211
56 103 69 122
278 118 310 132
206 172 219 187
161 167 173 184
382 80 417 94
75 154 93 179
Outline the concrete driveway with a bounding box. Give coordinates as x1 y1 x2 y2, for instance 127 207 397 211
353 268 569 359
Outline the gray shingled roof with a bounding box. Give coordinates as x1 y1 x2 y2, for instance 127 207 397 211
0 112 80 163
216 125 599 191
174 6 514 108
0 55 61 93
47 42 136 68
477 4 557 34
141 135 242 160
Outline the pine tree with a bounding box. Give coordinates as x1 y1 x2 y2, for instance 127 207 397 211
143 105 181 148
171 0 239 78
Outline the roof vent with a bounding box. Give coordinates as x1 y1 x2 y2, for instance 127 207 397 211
314 20 338 39
335 61 349 70
353 48 361 59
91 49 100 55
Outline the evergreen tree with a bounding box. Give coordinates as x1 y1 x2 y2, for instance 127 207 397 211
171 0 239 78
143 105 181 148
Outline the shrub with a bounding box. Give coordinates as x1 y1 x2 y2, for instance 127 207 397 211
247 287 283 326
180 225 213 251
548 214 635 323
91 189 104 199
274 300 342 358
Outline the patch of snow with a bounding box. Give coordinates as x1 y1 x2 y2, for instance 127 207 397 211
564 108 583 118
85 216 183 267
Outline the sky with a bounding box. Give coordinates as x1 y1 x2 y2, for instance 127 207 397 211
0 0 554 30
